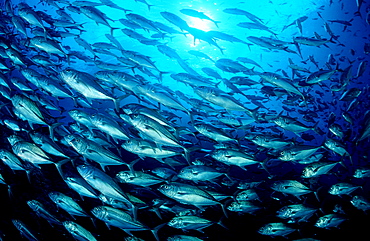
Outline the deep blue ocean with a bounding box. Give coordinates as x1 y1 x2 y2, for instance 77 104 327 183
0 0 369 240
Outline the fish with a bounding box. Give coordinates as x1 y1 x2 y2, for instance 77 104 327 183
210 148 259 170
328 182 361 196
271 180 312 198
258 222 296 237
315 214 346 229
134 0 154 11
277 204 317 222
223 8 263 23
237 22 276 35
27 199 61 225
63 221 97 241
194 86 257 119
80 6 118 35
302 162 338 178
158 182 222 209
77 164 132 205
65 135 128 170
48 191 89 218
91 205 159 240
351 196 370 211
293 36 334 47
160 11 190 31
180 9 220 27
259 72 305 100
12 219 40 241
273 115 317 135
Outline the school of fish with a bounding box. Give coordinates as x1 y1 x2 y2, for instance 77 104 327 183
0 0 369 240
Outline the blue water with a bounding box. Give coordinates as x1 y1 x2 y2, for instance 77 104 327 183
0 0 369 240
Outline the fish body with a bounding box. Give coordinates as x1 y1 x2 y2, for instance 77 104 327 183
65 135 125 169
91 206 149 233
194 86 255 117
227 200 261 213
168 215 213 231
116 171 164 187
123 114 175 144
30 131 67 158
211 148 258 170
12 219 39 241
277 204 317 222
60 68 116 104
0 149 26 171
324 138 349 156
351 196 370 211
158 182 219 207
353 167 370 178
259 72 304 100
64 176 99 199
194 123 235 142
271 180 312 197
329 183 360 195
90 113 129 141
121 138 181 161
315 214 346 228
251 135 292 149
80 6 116 35
160 11 190 31
49 192 88 217
178 165 225 182
180 9 219 27
27 200 61 225
63 221 97 241
294 36 333 46
235 189 259 201
18 4 46 33
279 145 321 162
223 8 263 23
30 36 67 56
274 116 316 134
258 222 295 237
302 162 338 178
77 165 131 204
12 141 53 166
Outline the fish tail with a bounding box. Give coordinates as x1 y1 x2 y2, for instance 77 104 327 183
151 223 166 241
126 158 140 174
182 147 191 165
213 20 221 28
147 4 154 11
49 122 63 140
159 71 170 82
54 159 70 178
114 94 130 111
110 27 119 36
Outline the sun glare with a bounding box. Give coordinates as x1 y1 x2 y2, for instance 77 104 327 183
186 17 213 32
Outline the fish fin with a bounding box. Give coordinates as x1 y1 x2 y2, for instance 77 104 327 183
110 27 119 36
54 159 70 178
151 223 166 241
114 94 130 111
147 4 154 11
213 20 221 28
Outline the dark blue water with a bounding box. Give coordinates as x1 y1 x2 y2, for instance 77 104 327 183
0 0 369 240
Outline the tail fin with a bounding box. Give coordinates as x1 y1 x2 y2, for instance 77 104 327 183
147 4 154 11
110 27 119 36
151 223 166 241
213 20 221 28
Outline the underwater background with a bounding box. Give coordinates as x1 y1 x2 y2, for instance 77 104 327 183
0 0 369 240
